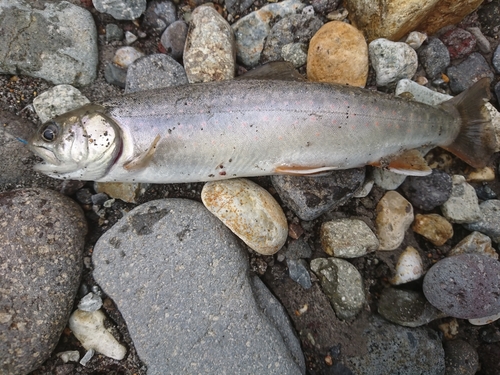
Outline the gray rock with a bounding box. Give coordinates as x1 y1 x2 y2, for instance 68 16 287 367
477 0 500 37
493 44 500 74
418 38 450 79
443 339 479 375
93 199 304 374
446 53 495 94
125 54 188 93
441 175 481 224
343 315 445 374
0 188 87 374
287 259 312 289
467 27 491 54
400 169 453 211
261 14 323 64
281 43 308 68
105 24 124 42
282 238 313 260
78 293 103 312
378 288 446 328
271 168 365 221
372 168 407 190
160 20 188 60
450 231 498 260
311 0 340 13
143 0 177 33
0 0 98 86
225 0 255 16
463 200 500 243
33 85 90 124
423 254 500 319
92 0 147 20
104 63 127 88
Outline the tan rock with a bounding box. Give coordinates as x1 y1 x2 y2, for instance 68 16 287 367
307 21 368 87
450 231 498 260
412 213 453 246
94 182 146 203
375 191 413 250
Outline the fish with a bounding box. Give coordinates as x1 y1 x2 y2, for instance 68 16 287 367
28 63 496 184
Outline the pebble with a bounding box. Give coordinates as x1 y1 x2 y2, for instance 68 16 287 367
306 21 368 86
310 257 365 320
479 325 500 343
0 0 98 86
94 181 146 203
92 199 305 373
112 46 145 69
466 166 496 182
399 169 452 211
93 0 147 20
225 0 255 15
353 177 374 198
369 38 418 87
450 231 498 260
477 0 500 37
33 85 90 124
463 200 500 243
423 254 500 319
283 238 313 260
441 175 482 224
469 311 500 326
78 293 103 312
201 178 288 255
142 0 177 33
378 288 446 327
343 315 445 374
375 191 414 251
231 0 305 67
395 78 452 106
58 350 80 363
476 184 498 201
104 63 128 88
405 31 427 50
446 52 495 93
418 38 451 79
183 5 235 83
106 24 124 42
412 214 453 246
125 54 188 93
271 169 365 221
0 188 87 374
493 45 500 74
287 259 312 289
124 31 138 45
311 0 339 13
440 27 477 60
443 339 480 375
390 246 424 285
372 168 407 190
68 309 127 360
320 218 379 258
160 20 189 60
261 14 323 64
281 43 308 68
467 27 491 54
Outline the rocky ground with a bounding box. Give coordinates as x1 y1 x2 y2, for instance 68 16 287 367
1 0 500 374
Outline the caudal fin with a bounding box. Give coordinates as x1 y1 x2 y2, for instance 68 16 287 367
440 78 496 168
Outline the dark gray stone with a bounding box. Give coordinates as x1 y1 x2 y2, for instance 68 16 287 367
446 52 495 93
0 188 87 374
463 200 500 243
143 0 177 33
477 0 500 37
287 259 312 289
104 63 127 88
400 169 452 211
495 81 500 103
271 168 365 221
160 20 188 60
311 0 340 13
493 44 500 73
225 0 255 15
443 339 479 375
418 38 451 79
105 24 124 42
93 199 305 374
283 238 313 260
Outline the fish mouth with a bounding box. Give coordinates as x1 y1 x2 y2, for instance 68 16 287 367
28 145 61 168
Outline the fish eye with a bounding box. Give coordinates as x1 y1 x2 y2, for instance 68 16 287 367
41 122 58 142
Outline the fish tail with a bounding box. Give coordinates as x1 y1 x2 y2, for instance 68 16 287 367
440 77 496 168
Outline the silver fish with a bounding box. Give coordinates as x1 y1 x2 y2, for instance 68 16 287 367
28 67 495 184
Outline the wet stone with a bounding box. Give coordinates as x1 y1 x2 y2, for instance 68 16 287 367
450 231 498 260
446 52 495 94
418 38 450 80
441 175 481 224
400 169 452 211
463 200 500 243
271 168 365 221
160 20 188 60
287 259 312 289
443 339 480 375
439 27 476 60
142 0 177 33
93 0 147 20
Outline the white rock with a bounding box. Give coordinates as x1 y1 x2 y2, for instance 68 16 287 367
125 31 138 45
395 79 451 106
33 85 90 123
112 46 145 68
372 168 407 190
405 31 427 49
390 246 424 285
57 350 80 363
469 311 500 326
80 349 95 366
78 292 103 312
441 175 482 224
201 178 288 255
69 309 127 360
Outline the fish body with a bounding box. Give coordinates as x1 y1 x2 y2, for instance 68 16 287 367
28 77 495 183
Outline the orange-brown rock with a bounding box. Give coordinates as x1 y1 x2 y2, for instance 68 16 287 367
307 21 368 87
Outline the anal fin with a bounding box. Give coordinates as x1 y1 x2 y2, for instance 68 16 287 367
274 164 337 176
124 135 161 171
371 149 432 176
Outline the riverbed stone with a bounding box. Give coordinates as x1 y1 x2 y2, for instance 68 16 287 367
92 0 147 20
399 169 452 210
463 200 500 243
412 213 453 246
441 175 482 224
33 85 90 124
450 231 498 260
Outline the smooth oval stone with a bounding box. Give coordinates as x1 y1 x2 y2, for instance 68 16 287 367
202 178 288 255
423 254 500 319
390 246 424 285
375 191 413 251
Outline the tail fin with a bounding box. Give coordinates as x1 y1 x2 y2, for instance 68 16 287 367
440 78 496 168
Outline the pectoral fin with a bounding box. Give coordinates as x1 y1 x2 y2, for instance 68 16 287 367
274 164 337 176
371 149 432 176
124 135 161 171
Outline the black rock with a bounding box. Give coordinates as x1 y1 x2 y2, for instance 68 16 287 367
418 38 450 79
478 0 500 37
399 169 452 211
443 339 479 375
446 52 495 93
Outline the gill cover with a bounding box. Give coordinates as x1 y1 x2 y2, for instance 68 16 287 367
29 104 122 180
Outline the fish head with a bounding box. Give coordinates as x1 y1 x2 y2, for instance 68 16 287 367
28 104 122 180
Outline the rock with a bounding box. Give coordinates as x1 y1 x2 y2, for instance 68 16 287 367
463 200 500 243
477 342 500 375
225 0 255 15
306 21 368 86
142 0 177 33
183 5 235 83
201 178 288 255
441 175 481 224
287 259 312 289
58 350 80 363
68 309 127 360
261 14 323 64
440 27 476 60
390 246 424 285
320 218 379 258
412 213 453 246
124 31 138 45
477 0 500 37
405 31 427 50
104 63 127 88
467 27 491 54
378 288 446 327
446 53 495 94
33 85 90 124
92 0 147 20
78 293 103 312
369 38 418 87
469 311 500 326
423 254 500 319
105 24 124 43
160 20 189 60
353 177 374 198
466 166 495 182
375 191 414 251
493 45 500 74
450 231 498 260
112 46 145 68
343 315 445 374
94 182 147 204
311 0 340 13
282 238 313 260
443 339 480 375
479 325 500 343
418 38 451 79
281 43 308 68
231 0 305 67
400 169 452 211
271 169 365 221
310 257 365 320
476 184 498 201
396 78 452 106
372 169 407 190
125 54 188 93
0 188 87 374
496 81 500 103
0 0 98 86
92 199 305 374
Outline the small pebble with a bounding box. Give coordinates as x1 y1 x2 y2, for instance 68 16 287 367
440 27 476 60
283 238 313 260
450 231 498 260
476 184 497 201
441 175 482 224
79 349 94 366
201 179 288 255
104 63 127 88
405 31 427 49
106 24 124 42
390 246 424 285
78 292 103 312
112 46 145 68
124 31 138 45
446 53 495 93
372 168 407 190
93 0 146 20
418 38 451 79
399 169 452 211
57 350 80 363
160 20 188 60
463 200 500 243
311 0 340 13
142 0 177 33
94 182 146 204
287 259 312 289
412 214 453 246
479 326 500 343
443 339 480 375
353 177 374 198
281 43 308 68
